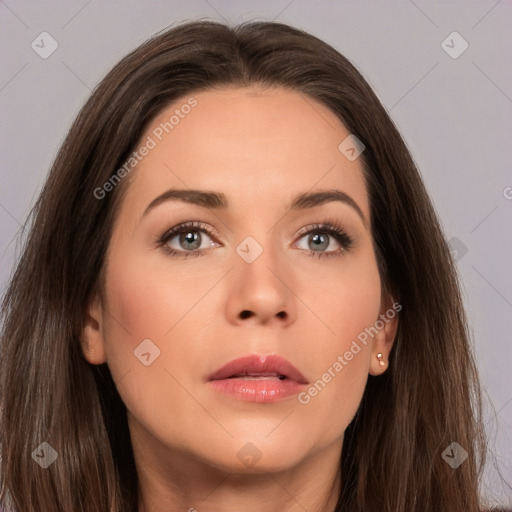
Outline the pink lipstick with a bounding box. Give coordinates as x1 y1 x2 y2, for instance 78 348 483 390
207 354 308 403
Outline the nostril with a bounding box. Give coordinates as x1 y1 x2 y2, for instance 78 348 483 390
240 310 253 319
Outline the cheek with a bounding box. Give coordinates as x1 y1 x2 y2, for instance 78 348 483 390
295 253 381 433
102 248 206 345
301 247 382 346
99 252 204 440
98 248 190 392
296 346 370 448
103 271 228 410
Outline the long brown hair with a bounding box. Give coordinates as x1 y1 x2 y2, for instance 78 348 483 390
0 20 491 511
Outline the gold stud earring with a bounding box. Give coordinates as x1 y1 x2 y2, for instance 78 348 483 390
376 353 385 366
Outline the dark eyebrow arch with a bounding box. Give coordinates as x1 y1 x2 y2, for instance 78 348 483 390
143 189 228 214
142 188 367 227
287 189 367 227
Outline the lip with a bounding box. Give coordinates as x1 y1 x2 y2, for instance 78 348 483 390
207 354 308 403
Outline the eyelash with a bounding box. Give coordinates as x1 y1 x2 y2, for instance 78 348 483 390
156 219 354 260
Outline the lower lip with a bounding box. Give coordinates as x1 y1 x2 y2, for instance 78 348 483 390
208 377 306 403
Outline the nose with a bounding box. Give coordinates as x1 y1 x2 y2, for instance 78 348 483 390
225 240 296 327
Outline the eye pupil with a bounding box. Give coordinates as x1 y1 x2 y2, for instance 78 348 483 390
309 233 329 251
180 231 201 250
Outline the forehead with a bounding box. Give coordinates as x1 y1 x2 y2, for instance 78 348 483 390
121 86 369 219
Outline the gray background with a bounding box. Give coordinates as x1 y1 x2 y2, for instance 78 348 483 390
0 0 511 505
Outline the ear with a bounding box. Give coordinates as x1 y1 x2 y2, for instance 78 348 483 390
81 293 107 365
368 294 400 376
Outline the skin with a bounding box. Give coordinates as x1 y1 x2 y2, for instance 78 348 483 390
82 86 398 512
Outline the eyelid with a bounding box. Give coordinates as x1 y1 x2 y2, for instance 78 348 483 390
157 221 220 243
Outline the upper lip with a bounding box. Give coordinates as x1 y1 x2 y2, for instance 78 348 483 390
208 354 308 384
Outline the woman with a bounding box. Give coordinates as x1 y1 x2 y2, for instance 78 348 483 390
0 19 503 511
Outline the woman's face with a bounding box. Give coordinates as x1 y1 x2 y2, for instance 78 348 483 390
83 86 396 476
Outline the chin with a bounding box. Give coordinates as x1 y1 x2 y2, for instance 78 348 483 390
196 435 312 475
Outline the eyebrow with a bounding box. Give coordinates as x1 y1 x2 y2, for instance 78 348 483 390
142 188 368 227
